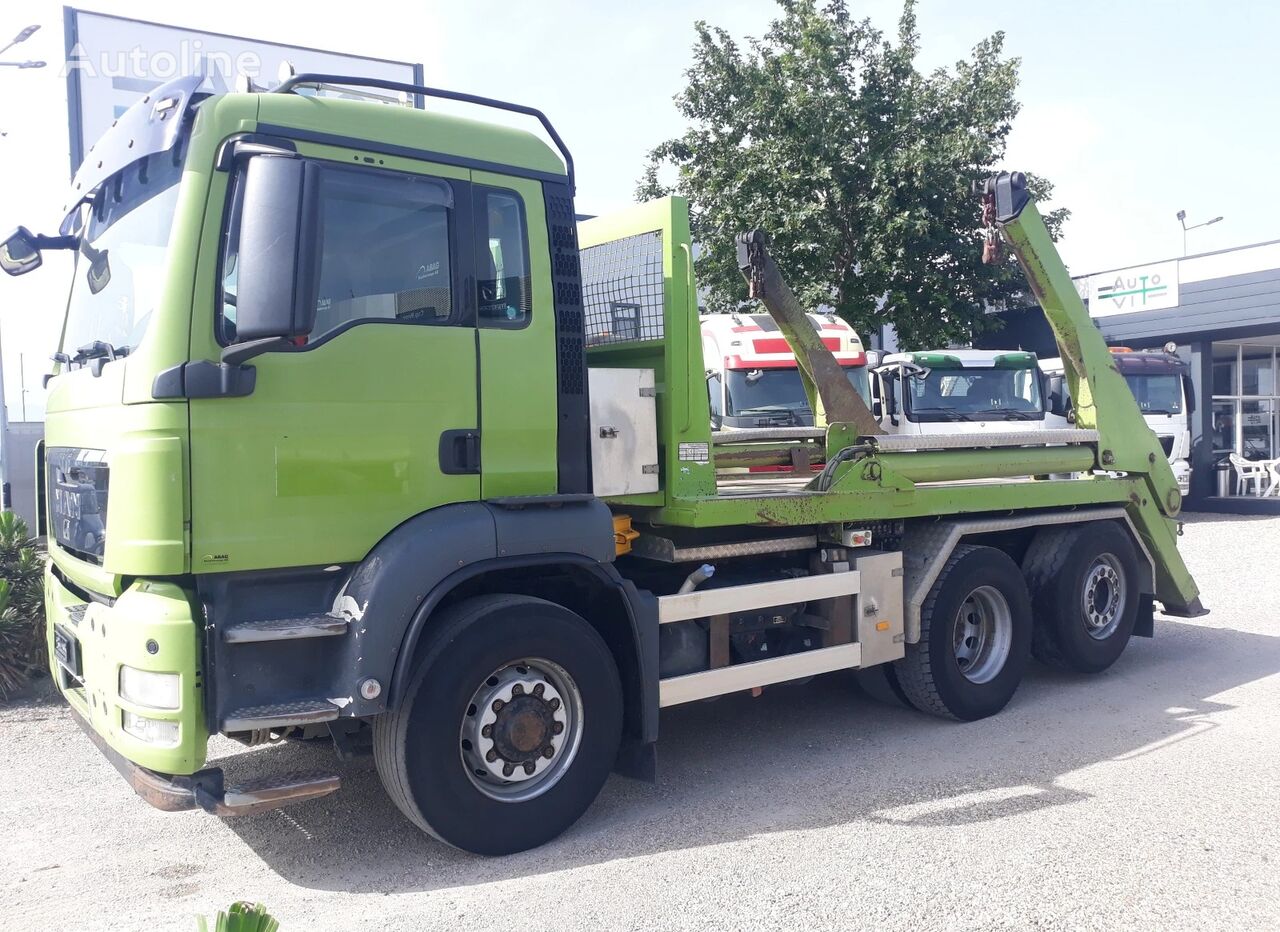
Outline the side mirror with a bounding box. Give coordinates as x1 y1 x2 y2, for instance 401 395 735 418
1 227 45 276
230 156 319 346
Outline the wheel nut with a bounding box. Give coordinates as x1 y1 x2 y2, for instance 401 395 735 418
523 761 536 775
542 746 555 759
511 683 524 695
551 721 564 735
548 698 561 711
486 749 498 762
492 699 504 712
502 763 515 777
481 724 493 738
533 683 545 697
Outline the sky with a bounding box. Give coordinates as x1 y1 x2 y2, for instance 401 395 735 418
1 0 1277 420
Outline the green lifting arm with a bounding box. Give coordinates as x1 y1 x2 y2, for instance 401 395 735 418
980 172 1205 616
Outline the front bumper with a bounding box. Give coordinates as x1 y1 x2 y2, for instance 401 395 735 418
45 562 207 775
70 709 340 816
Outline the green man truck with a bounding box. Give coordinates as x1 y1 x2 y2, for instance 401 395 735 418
1 74 1204 856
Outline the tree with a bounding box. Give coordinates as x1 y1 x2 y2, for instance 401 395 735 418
637 0 1069 349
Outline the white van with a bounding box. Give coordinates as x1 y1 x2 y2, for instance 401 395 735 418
873 350 1046 435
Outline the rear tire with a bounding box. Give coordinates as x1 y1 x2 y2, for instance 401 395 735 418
1023 521 1141 674
374 594 622 855
894 545 1032 721
853 665 917 710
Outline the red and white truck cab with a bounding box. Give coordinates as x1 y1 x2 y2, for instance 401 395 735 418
701 312 871 430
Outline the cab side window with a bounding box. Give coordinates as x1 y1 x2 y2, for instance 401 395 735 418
475 188 531 327
312 168 455 338
217 162 458 344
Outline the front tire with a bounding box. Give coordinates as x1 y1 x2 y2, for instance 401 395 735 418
1023 521 1141 674
374 594 622 855
894 545 1032 721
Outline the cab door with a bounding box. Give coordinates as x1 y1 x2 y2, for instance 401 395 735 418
470 172 559 498
188 150 481 574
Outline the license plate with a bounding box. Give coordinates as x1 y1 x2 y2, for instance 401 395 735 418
54 625 82 679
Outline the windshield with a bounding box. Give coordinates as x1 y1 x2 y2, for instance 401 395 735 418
724 366 872 423
62 149 184 356
906 366 1043 421
1123 373 1183 415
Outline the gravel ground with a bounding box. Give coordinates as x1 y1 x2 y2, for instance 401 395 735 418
3 513 1278 931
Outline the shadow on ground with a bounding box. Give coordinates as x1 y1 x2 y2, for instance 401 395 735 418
216 615 1279 893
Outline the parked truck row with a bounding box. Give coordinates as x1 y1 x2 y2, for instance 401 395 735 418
700 316 1192 489
2 74 1203 856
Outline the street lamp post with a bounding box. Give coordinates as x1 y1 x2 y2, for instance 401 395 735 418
0 23 45 69
1176 209 1224 257
0 23 44 507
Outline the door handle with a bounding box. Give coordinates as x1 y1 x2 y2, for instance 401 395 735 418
439 429 481 475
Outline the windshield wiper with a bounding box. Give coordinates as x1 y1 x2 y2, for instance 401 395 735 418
58 340 130 376
915 410 974 421
990 409 1039 420
74 340 128 362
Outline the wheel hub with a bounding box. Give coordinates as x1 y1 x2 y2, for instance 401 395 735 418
952 585 1013 685
460 660 579 801
1082 554 1125 639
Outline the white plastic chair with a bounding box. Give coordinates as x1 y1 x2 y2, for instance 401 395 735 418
1266 459 1280 497
1229 453 1272 496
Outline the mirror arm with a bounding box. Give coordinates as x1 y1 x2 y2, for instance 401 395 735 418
34 234 78 251
221 336 291 367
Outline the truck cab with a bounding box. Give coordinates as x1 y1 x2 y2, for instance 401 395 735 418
701 312 870 429
1041 348 1194 494
873 349 1045 435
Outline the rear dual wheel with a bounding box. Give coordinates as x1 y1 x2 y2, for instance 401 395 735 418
866 523 1141 720
894 545 1033 721
1023 521 1140 674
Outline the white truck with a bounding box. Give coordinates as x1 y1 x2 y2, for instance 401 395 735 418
872 349 1047 435
701 312 872 430
1041 348 1194 494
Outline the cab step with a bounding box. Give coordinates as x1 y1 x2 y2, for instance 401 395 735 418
222 699 341 732
223 615 349 644
215 771 342 817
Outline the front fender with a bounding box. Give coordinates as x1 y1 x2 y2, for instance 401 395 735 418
338 498 618 717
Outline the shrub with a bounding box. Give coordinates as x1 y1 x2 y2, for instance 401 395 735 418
0 511 45 700
197 902 281 932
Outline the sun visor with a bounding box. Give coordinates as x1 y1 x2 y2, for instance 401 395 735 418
63 74 204 217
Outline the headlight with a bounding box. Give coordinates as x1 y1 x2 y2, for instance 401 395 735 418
121 711 180 746
119 666 180 710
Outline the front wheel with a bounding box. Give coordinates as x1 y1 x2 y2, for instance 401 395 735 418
374 594 622 855
894 545 1032 721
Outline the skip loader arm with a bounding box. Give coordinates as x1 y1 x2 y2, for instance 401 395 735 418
735 231 883 436
979 172 1205 616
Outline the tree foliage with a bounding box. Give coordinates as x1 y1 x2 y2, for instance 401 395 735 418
638 0 1069 349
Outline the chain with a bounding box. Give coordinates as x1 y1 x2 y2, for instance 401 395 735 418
747 236 767 299
981 191 1002 265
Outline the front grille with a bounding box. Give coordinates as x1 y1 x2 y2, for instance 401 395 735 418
1158 435 1175 457
46 447 109 565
